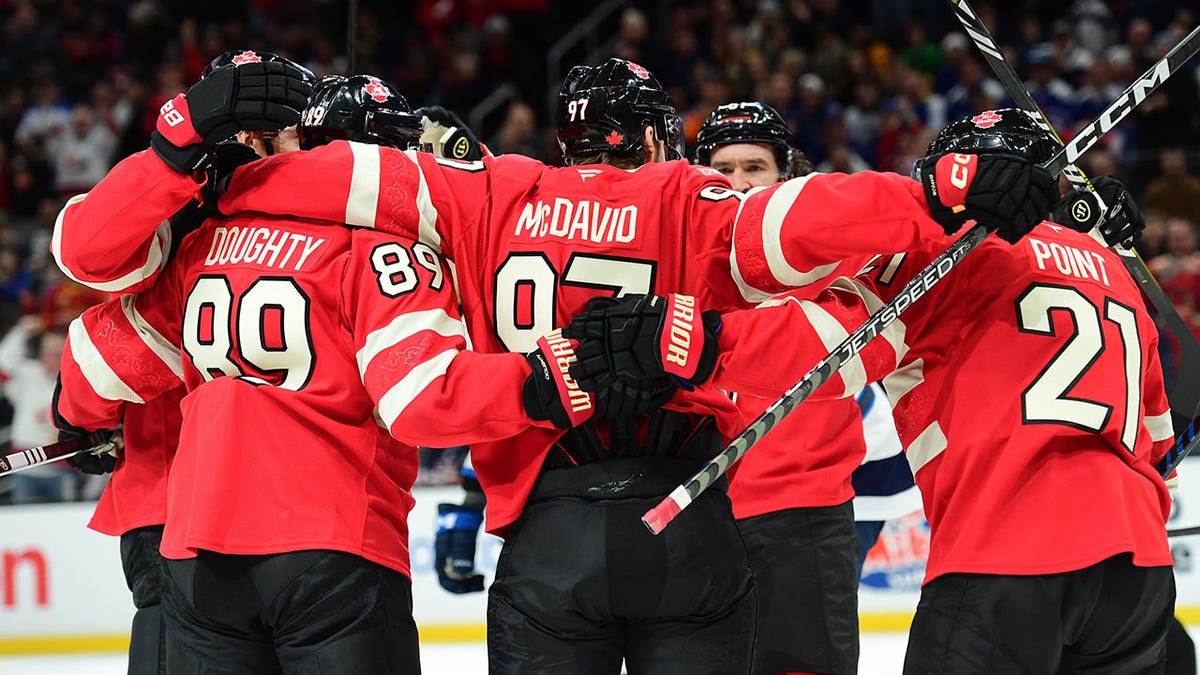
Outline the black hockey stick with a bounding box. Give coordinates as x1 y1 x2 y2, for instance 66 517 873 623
947 0 1200 429
642 55 1193 534
1160 415 1198 479
1168 525 1200 538
0 431 119 476
642 222 990 533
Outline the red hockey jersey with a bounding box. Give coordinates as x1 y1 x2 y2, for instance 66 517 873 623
51 150 201 538
718 221 1175 582
727 288 870 519
218 144 952 533
57 214 555 576
220 146 751 533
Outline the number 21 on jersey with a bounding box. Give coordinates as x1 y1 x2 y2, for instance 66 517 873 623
1017 282 1142 454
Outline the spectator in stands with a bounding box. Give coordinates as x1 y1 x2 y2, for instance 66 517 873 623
1145 148 1200 222
47 104 116 196
487 102 544 160
1024 43 1076 131
1149 217 1200 341
0 316 73 504
13 80 69 150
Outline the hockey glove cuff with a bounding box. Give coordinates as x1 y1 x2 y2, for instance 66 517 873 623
922 152 1058 244
152 62 312 173
523 331 595 429
61 428 124 475
564 294 721 390
417 105 484 161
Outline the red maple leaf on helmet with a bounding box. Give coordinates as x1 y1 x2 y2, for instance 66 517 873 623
231 51 262 65
605 130 624 146
627 62 650 80
971 110 1003 129
363 78 392 103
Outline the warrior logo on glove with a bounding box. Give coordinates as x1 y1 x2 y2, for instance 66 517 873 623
660 295 706 381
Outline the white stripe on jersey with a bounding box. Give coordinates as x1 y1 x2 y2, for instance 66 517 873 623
52 198 171 293
761 175 840 290
404 149 443 252
762 294 866 396
827 277 911 365
1145 411 1174 442
376 349 457 427
120 296 184 380
882 358 926 408
67 318 145 404
906 421 948 474
346 142 381 229
355 308 465 381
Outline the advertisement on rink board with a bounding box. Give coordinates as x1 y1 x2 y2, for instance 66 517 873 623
3 474 1200 652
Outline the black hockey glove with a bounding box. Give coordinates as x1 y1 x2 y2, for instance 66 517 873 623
61 427 124 475
563 294 721 391
52 376 122 475
921 152 1058 244
198 140 261 207
1053 176 1145 249
559 297 680 416
416 105 484 161
523 330 595 429
151 62 312 173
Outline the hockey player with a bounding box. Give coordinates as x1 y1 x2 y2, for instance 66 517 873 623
694 100 917 675
50 49 313 675
55 72 592 674
214 59 1055 673
569 109 1173 673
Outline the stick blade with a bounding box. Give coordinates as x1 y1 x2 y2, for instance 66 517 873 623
641 497 683 535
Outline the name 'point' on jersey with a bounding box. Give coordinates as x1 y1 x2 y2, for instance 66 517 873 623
716 221 1174 583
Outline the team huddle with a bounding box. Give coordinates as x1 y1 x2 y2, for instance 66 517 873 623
47 47 1178 675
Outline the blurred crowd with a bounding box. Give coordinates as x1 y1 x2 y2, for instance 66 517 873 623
0 0 1198 500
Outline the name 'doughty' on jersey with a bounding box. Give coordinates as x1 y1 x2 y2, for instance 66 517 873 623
203 226 327 271
513 198 638 244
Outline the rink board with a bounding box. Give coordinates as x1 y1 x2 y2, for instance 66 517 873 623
0 479 1198 655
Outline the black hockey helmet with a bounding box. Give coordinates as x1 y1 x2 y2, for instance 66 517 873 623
695 101 795 172
555 57 684 162
201 49 316 83
912 108 1059 178
299 74 423 150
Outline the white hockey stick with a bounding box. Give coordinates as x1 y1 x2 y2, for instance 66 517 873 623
0 431 120 476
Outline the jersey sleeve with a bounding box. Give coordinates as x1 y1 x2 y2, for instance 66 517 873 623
57 275 185 429
712 277 906 400
730 171 949 302
345 230 553 448
52 150 205 295
219 142 493 260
